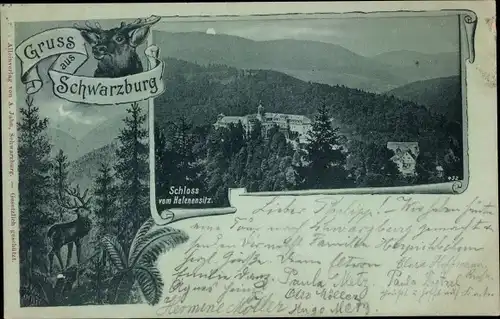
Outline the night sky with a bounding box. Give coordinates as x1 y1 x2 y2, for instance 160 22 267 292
153 14 460 56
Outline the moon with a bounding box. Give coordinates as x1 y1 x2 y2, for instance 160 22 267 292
206 28 216 35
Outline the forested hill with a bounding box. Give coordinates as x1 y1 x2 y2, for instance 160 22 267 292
153 31 400 93
385 75 462 123
153 31 459 92
155 58 458 151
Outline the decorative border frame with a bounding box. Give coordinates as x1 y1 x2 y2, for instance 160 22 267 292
147 9 477 224
2 2 497 317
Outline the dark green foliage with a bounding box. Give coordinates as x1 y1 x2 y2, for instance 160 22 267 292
19 271 55 306
154 58 463 183
134 266 163 305
415 139 449 184
19 98 189 308
157 58 405 139
93 162 119 237
114 102 149 248
100 218 189 305
154 116 209 208
52 149 70 221
84 250 112 304
154 125 169 191
441 121 464 179
153 59 463 200
386 75 462 123
18 95 56 297
165 117 204 186
347 140 402 187
156 119 307 207
20 265 98 307
303 104 349 189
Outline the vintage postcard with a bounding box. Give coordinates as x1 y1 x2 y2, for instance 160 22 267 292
2 1 498 318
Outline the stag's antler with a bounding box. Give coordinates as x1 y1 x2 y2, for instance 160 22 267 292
119 15 161 32
73 21 102 32
58 184 91 211
67 185 91 209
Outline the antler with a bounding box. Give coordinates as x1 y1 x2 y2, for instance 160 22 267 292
58 184 91 211
73 20 102 32
119 15 161 32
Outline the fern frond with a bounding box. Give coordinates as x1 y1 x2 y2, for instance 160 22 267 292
140 233 189 266
109 270 135 305
128 218 156 262
130 228 189 267
30 272 53 305
134 265 164 305
101 235 127 271
20 285 49 307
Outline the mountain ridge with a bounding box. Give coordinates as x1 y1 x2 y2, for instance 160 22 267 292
46 114 126 162
68 141 120 190
372 49 458 59
154 31 459 93
385 75 462 123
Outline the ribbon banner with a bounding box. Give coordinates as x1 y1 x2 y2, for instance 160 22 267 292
15 26 164 105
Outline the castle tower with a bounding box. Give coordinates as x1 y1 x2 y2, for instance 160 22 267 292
257 102 264 122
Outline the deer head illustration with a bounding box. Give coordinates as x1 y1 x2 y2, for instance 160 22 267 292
73 16 161 78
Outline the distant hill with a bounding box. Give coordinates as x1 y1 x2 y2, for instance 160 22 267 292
77 115 126 156
155 58 460 154
68 141 119 191
371 50 460 83
47 114 126 163
64 116 138 191
46 128 81 162
385 75 462 123
153 31 457 93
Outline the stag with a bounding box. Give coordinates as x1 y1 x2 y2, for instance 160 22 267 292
73 15 161 78
47 185 92 276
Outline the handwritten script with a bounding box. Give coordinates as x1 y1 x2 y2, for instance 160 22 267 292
155 195 497 316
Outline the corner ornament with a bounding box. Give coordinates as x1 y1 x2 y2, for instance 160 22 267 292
463 12 478 64
452 180 467 194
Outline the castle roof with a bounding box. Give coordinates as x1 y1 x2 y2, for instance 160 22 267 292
215 104 312 131
406 149 418 160
263 112 312 124
216 116 244 124
387 141 419 157
391 149 417 163
387 141 419 149
216 112 312 125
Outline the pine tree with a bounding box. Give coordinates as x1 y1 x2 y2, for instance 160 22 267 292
114 102 149 248
443 121 464 180
357 143 400 187
154 124 168 192
170 117 199 184
249 120 263 142
415 150 439 184
304 104 348 189
93 162 119 237
52 149 69 221
291 149 308 189
203 128 230 206
18 95 55 286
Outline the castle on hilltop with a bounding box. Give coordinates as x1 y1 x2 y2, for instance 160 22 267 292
214 104 313 144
